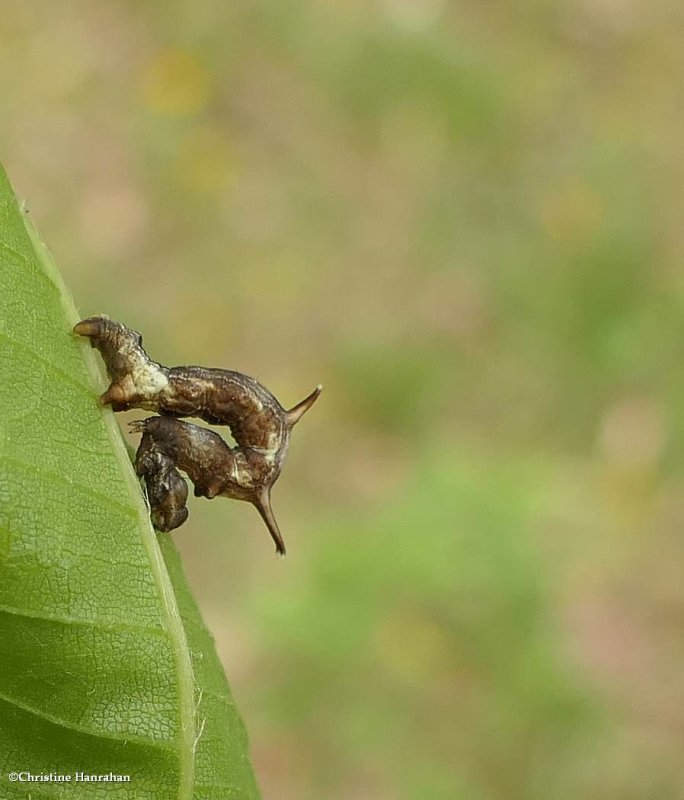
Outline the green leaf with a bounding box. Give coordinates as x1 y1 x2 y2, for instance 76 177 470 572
0 165 260 799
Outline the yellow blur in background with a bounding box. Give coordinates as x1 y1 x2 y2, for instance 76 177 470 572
3 1 684 798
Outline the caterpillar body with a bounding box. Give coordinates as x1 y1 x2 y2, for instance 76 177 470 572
74 315 321 555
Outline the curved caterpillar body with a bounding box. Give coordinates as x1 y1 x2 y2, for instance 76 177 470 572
74 315 321 554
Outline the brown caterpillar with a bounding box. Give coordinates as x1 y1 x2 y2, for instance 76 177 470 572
74 315 321 554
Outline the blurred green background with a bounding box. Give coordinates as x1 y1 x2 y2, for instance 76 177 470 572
2 1 683 798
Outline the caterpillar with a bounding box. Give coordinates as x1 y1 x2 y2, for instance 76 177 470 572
74 315 321 554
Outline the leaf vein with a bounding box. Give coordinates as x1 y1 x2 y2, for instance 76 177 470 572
0 603 166 636
3 456 135 517
0 691 178 752
0 329 94 397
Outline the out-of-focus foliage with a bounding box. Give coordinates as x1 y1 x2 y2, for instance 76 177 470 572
2 1 683 798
